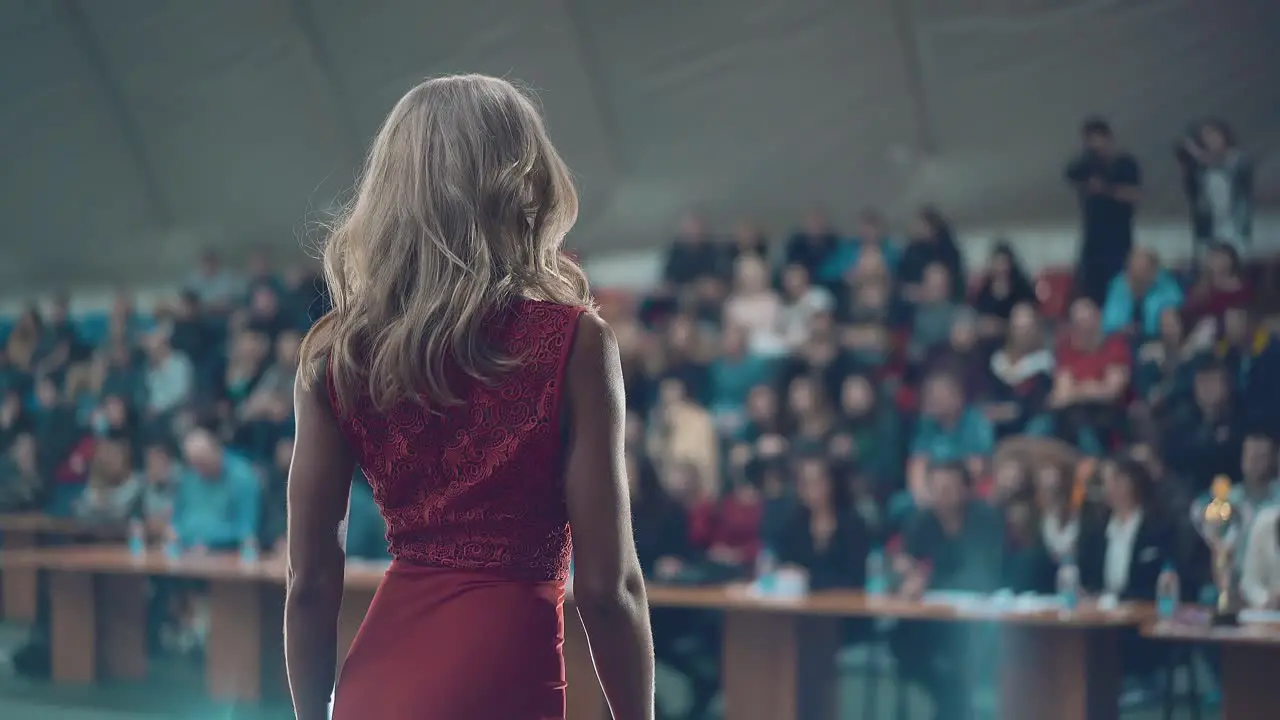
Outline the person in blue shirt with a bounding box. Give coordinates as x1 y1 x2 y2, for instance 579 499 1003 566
1100 248 1184 338
898 372 995 524
175 428 262 551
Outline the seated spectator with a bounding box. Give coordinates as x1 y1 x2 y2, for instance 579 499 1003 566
781 312 853 392
1132 307 1200 425
662 212 721 289
1162 360 1244 495
94 341 147 410
1100 248 1183 338
898 207 965 305
892 462 1003 718
906 372 995 508
235 330 299 459
694 473 763 575
647 376 718 499
1241 504 1280 609
1190 434 1279 571
921 309 986 393
635 453 721 720
721 220 769 279
1050 297 1131 451
185 248 247 314
776 454 869 590
829 372 901 491
907 263 962 366
259 438 292 553
5 308 42 392
0 388 32 452
166 291 216 374
983 302 1054 438
1077 457 1177 700
1182 242 1252 328
818 209 898 287
31 376 83 477
246 285 288 341
138 441 179 537
0 433 43 511
71 439 137 523
1033 463 1079 580
1216 306 1280 436
143 331 195 425
223 329 270 407
706 325 773 433
737 383 783 444
784 375 837 456
777 263 834 352
174 429 262 551
628 453 693 581
971 242 1037 340
784 208 839 278
836 279 895 370
723 255 785 357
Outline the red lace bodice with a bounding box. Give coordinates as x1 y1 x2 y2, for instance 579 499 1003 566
330 300 584 582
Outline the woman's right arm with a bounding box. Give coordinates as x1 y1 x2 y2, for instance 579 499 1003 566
564 313 655 720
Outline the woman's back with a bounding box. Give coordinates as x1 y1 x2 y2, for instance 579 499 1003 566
331 299 582 581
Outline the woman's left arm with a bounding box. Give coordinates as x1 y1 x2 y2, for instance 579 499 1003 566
285 370 355 720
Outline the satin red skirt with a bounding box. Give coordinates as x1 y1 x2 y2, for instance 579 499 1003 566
332 560 568 719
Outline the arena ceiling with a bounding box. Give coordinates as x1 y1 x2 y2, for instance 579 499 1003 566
1 0 1277 292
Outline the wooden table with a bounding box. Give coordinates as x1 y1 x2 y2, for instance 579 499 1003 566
1 546 1146 720
0 513 124 622
624 588 1143 720
1145 621 1280 720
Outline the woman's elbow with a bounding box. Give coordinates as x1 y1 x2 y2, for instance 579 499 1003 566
574 568 645 613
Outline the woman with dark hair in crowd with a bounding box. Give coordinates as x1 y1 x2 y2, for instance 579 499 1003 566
783 374 838 456
897 206 966 305
972 242 1037 339
921 309 988 395
1182 241 1252 328
829 372 901 492
982 302 1055 438
776 454 870 590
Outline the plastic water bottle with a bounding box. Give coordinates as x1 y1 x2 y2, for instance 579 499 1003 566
1056 555 1080 613
127 520 147 558
1156 562 1180 619
865 547 888 597
240 536 260 565
163 529 182 562
755 546 778 596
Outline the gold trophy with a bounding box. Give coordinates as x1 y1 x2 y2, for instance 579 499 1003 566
1203 475 1238 626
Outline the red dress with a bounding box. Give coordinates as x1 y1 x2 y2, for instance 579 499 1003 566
329 300 584 720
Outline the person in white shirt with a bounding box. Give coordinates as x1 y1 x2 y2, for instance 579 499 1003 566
1240 506 1280 610
1077 457 1177 703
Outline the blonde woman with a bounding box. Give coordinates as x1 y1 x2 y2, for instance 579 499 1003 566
284 75 653 720
72 440 139 523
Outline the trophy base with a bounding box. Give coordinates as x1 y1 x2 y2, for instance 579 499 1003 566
1211 609 1239 627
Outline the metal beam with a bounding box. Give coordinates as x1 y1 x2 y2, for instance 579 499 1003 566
889 0 939 156
558 0 625 175
285 0 362 166
58 0 173 226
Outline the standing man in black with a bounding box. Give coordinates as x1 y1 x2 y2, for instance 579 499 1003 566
1065 118 1142 305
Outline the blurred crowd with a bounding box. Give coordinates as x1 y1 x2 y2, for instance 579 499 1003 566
0 116 1272 718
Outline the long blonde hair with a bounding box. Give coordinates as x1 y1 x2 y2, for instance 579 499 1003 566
300 74 593 412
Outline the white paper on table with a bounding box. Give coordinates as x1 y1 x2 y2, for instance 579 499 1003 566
1238 609 1280 625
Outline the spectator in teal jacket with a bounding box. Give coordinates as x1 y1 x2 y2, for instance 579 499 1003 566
174 428 261 550
1101 248 1184 338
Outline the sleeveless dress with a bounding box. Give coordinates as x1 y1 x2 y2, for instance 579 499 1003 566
329 300 584 720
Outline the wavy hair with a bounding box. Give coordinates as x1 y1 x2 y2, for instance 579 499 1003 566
300 74 593 412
